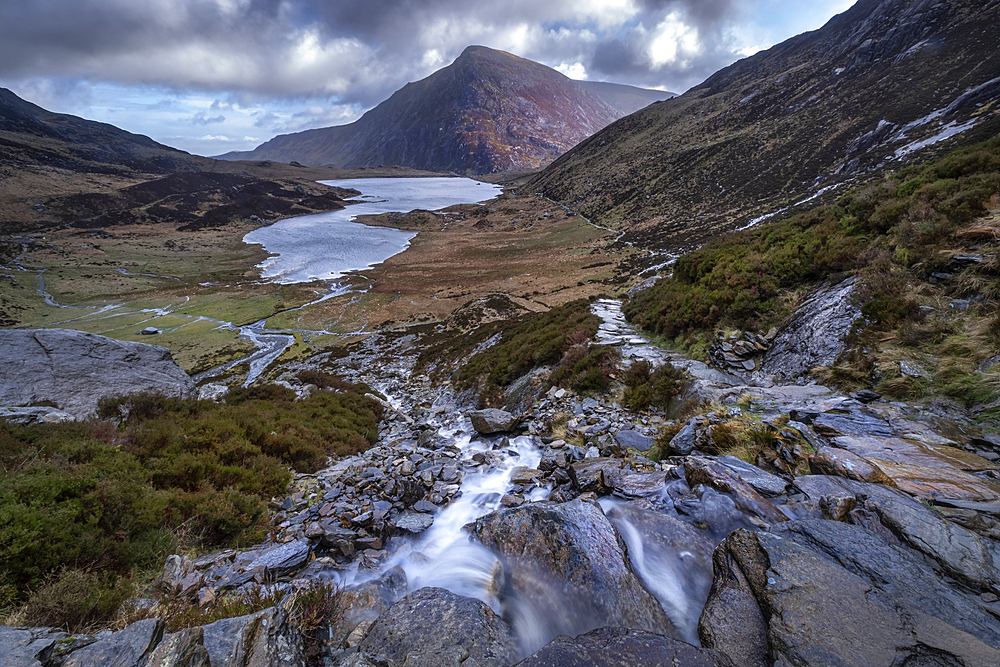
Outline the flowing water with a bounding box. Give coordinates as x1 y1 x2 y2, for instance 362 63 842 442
319 301 725 657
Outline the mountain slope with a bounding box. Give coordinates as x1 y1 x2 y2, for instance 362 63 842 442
528 0 1000 249
219 46 624 174
0 87 208 175
576 80 676 116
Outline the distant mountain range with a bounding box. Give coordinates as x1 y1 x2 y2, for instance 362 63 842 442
529 0 1000 247
218 46 675 174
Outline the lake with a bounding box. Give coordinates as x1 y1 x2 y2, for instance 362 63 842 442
243 177 503 284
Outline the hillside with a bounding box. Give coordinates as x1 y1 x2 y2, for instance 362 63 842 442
576 80 676 116
0 87 209 176
218 46 625 174
528 0 1000 249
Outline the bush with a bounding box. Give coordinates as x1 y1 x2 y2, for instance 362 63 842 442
1 373 382 629
622 360 688 411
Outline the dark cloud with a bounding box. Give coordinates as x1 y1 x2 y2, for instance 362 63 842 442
192 111 226 125
0 0 852 153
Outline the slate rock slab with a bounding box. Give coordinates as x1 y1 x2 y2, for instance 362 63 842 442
0 329 196 419
357 587 515 667
699 523 1000 667
513 626 736 667
474 498 675 654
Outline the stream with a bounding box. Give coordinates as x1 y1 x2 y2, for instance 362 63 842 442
285 299 726 656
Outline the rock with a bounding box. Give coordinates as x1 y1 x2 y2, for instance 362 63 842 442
568 457 622 493
715 455 788 497
510 466 543 485
62 619 163 667
0 405 76 425
757 277 859 381
684 457 788 525
331 567 408 646
615 430 654 452
828 435 1000 502
0 329 196 419
853 482 1000 593
245 540 311 580
513 626 736 667
144 627 210 667
607 470 668 498
809 445 893 484
700 524 1000 667
357 587 516 667
468 408 518 435
667 423 698 455
604 502 715 645
474 499 676 654
201 607 305 667
393 510 435 534
674 487 751 539
0 626 78 667
698 534 769 667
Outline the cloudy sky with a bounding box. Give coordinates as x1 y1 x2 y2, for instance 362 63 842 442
0 0 855 157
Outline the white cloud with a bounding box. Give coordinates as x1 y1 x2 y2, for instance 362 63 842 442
555 62 588 79
649 13 702 69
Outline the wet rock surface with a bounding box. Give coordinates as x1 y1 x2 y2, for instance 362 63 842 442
7 300 1000 667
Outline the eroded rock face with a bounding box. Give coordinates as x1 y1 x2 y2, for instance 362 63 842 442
0 329 196 419
473 498 676 655
699 523 1000 667
356 587 516 667
756 277 859 382
513 626 737 667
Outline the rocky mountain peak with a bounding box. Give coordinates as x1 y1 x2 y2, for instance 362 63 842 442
218 45 628 174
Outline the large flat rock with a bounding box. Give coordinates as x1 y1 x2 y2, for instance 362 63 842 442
0 329 196 419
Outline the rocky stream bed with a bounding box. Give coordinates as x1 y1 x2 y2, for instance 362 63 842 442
4 298 1000 667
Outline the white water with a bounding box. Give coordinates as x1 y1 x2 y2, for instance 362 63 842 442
244 177 502 284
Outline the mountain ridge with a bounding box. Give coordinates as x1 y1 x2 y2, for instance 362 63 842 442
218 46 667 174
527 0 1000 249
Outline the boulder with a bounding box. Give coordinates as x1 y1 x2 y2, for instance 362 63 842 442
698 523 1000 667
144 627 210 667
715 455 788 497
568 457 622 493
356 587 516 667
0 329 196 419
244 540 311 580
61 619 164 667
615 430 654 452
201 607 305 667
513 626 736 667
392 511 435 534
0 626 79 667
684 457 788 525
473 499 676 655
468 408 518 435
603 502 715 645
756 277 859 381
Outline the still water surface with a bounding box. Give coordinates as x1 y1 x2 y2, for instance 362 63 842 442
243 177 502 284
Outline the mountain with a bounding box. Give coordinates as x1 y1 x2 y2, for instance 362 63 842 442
0 87 208 175
576 80 676 116
218 46 628 174
528 0 1000 249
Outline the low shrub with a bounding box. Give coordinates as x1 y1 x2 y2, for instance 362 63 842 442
1 373 382 630
621 360 688 411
